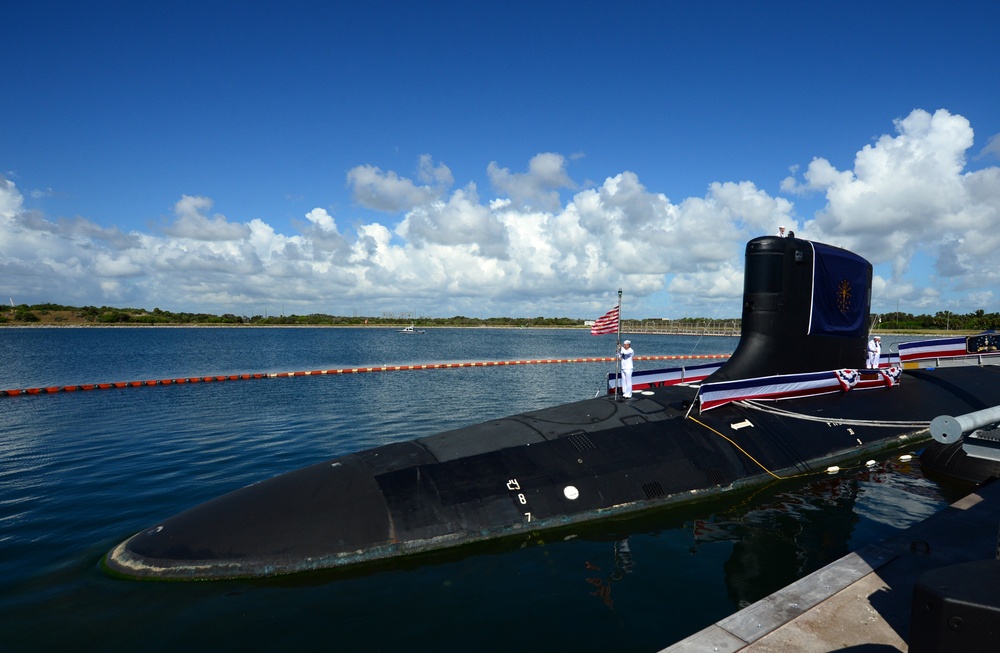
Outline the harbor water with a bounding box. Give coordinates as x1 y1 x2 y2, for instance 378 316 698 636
0 327 958 652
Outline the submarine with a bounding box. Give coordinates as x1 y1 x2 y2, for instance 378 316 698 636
104 235 1000 580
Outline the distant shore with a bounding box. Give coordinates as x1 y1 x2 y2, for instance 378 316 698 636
0 321 977 338
0 307 985 338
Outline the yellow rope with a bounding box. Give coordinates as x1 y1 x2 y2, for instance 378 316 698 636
688 416 797 480
687 416 904 482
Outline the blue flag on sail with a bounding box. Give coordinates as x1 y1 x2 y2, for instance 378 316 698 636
807 242 871 337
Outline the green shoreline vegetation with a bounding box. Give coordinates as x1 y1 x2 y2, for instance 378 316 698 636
2 303 999 335
2 303 583 328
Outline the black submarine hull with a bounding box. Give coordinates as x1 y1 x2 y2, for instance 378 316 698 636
104 236 1000 580
105 364 1000 580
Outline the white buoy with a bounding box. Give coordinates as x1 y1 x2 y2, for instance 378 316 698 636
563 485 580 500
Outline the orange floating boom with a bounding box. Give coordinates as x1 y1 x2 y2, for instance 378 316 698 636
0 354 730 397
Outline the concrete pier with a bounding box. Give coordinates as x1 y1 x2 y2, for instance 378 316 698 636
660 478 1000 652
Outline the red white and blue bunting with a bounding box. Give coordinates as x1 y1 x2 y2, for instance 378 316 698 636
898 336 968 363
607 362 724 393
698 367 901 412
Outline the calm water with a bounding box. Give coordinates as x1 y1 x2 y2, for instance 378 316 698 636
0 328 956 652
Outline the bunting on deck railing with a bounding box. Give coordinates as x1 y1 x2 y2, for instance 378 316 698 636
898 336 969 363
897 333 1000 365
697 367 901 412
834 367 901 390
606 361 724 394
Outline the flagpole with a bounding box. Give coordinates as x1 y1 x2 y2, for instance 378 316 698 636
615 287 623 400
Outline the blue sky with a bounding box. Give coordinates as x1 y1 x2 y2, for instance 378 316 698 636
3 1 999 319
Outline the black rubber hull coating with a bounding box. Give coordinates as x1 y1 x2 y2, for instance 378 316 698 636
105 365 1000 580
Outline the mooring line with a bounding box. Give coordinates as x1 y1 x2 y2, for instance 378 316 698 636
0 354 730 397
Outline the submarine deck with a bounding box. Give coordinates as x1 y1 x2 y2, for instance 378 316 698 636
659 477 1000 652
106 364 1000 580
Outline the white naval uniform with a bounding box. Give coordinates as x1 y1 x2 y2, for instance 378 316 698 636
619 345 634 397
866 338 881 369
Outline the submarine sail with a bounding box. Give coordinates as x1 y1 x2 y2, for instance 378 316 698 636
704 236 871 382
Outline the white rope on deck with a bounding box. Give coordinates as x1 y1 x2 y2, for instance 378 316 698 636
736 399 932 429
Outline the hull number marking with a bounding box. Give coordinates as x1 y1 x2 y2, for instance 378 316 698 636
507 478 532 522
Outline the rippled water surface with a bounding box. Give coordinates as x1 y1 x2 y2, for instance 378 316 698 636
0 327 953 652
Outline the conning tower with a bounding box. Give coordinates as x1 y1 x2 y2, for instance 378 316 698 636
706 235 872 383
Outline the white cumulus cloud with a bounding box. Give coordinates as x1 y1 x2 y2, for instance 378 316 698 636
3 109 1000 319
787 109 1000 310
347 155 453 212
487 152 575 212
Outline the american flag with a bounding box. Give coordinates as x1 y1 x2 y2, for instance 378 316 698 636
590 306 620 335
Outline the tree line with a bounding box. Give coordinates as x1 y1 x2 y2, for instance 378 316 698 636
876 310 1000 331
1 303 583 327
3 303 1000 331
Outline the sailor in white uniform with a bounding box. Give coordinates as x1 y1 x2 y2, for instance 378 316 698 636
618 339 634 399
866 335 882 369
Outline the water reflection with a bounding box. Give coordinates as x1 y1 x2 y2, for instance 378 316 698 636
584 538 636 610
683 458 946 610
